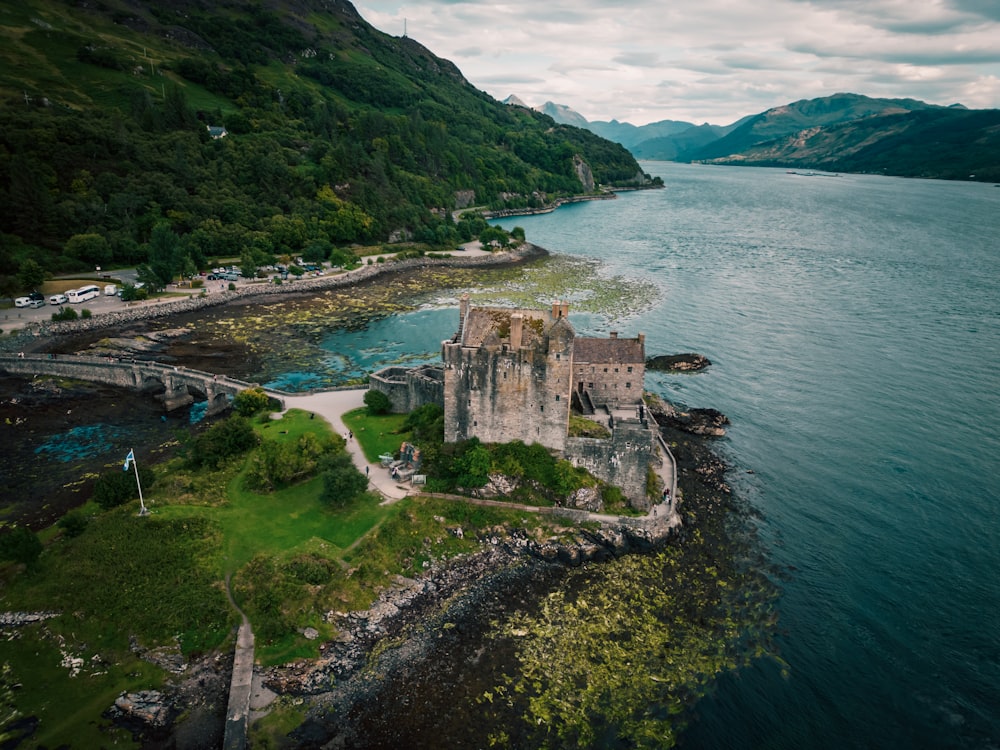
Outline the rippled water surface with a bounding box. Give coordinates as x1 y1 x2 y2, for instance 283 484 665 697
494 164 1000 748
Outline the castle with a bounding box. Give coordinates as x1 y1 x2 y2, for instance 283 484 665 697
370 295 662 508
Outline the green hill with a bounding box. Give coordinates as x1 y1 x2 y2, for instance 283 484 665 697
695 107 1000 181
0 0 654 289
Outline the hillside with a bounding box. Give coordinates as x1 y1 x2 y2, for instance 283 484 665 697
0 0 653 291
697 108 1000 181
688 93 957 160
525 91 999 181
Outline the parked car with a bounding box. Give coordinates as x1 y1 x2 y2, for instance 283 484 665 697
28 291 44 302
49 294 68 305
28 298 45 308
14 297 31 307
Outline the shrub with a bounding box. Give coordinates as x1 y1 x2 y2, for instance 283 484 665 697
52 307 79 322
233 387 271 417
81 308 92 319
320 452 368 508
93 464 156 509
0 527 43 566
187 415 258 469
244 433 331 492
57 509 89 538
120 283 148 302
228 282 236 291
363 389 392 416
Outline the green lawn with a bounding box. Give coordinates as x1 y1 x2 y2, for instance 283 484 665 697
341 407 411 461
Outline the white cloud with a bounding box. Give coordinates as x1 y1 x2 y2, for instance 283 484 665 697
355 0 1000 124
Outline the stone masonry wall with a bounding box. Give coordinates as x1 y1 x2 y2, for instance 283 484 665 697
565 420 657 510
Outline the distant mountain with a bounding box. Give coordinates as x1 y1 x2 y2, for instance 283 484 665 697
696 107 1000 181
520 91 997 181
536 101 590 129
688 93 956 161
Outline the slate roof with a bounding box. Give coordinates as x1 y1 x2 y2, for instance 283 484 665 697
573 336 644 364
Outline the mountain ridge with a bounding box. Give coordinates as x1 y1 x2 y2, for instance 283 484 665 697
515 92 999 181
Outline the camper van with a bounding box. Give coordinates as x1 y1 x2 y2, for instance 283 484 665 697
104 284 117 296
67 284 100 303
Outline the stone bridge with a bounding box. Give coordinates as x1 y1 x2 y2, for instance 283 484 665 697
0 354 254 417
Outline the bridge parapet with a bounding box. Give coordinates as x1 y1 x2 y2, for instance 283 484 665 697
0 354 242 416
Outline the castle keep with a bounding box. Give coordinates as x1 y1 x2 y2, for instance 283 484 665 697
370 295 661 507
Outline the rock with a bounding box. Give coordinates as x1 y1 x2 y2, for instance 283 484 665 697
566 486 602 512
112 690 173 729
646 353 712 372
302 627 320 640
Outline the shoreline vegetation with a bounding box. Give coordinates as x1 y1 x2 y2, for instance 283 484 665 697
0 240 776 749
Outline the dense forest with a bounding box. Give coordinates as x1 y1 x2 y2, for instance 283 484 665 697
0 0 655 296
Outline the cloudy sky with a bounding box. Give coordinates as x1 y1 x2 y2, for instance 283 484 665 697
354 0 1000 126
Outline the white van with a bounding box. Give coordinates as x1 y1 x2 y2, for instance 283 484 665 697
104 284 117 296
67 284 100 303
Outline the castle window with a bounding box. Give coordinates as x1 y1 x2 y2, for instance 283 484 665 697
626 382 631 389
588 382 594 389
540 405 544 412
555 394 560 401
627 366 633 373
556 353 560 360
603 367 608 372
473 420 477 427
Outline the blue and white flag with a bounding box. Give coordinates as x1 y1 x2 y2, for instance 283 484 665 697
123 449 135 472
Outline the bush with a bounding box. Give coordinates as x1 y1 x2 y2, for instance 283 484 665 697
244 432 331 492
0 527 42 566
363 389 392 416
228 282 236 291
187 415 258 469
93 464 156 510
52 307 79 322
81 308 92 319
320 452 369 508
57 509 89 538
120 283 148 302
233 387 271 417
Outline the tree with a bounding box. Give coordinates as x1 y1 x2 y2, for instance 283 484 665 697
140 222 182 289
64 233 112 267
320 452 368 508
0 527 43 566
17 258 45 292
363 389 392 415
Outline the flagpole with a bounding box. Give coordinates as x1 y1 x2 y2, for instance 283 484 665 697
130 448 149 516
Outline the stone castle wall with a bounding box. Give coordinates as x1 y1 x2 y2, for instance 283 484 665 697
369 364 444 414
565 419 657 510
442 333 572 451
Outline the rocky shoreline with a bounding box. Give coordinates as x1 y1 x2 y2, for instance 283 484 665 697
1 243 546 352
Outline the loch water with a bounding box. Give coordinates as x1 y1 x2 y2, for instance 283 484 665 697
495 164 1000 749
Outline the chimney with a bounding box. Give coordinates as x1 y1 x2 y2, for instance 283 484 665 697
510 313 523 349
638 333 645 347
560 301 570 319
552 300 561 319
609 331 618 339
